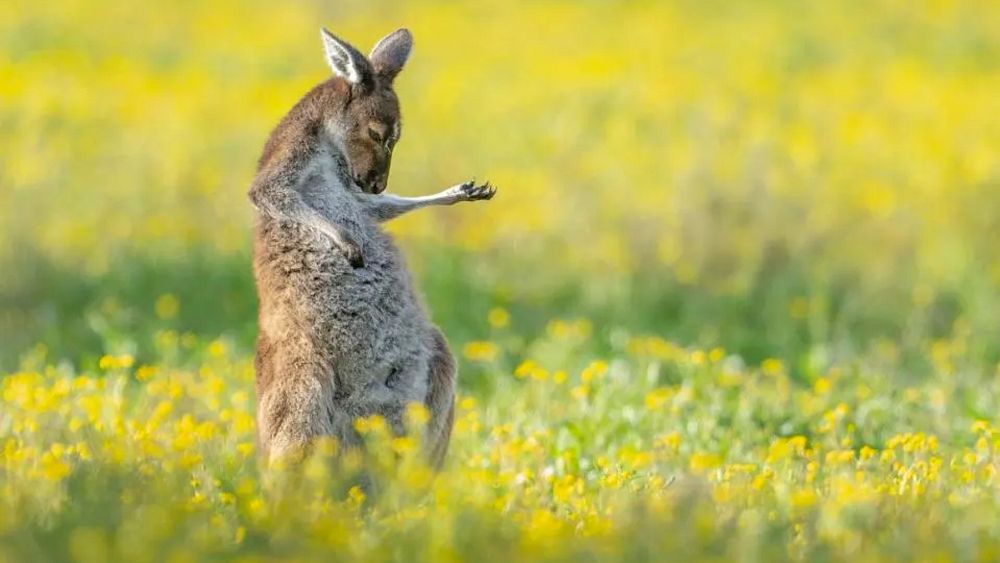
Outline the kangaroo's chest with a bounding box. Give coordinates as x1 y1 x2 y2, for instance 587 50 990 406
255 217 427 368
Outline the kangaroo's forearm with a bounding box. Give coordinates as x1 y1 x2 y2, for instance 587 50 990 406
249 179 363 266
360 191 461 222
358 181 496 223
250 182 334 236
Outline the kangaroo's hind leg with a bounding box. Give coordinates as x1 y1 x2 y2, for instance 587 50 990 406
424 327 457 469
256 345 338 465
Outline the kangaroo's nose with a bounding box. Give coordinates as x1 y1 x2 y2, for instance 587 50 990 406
355 170 381 193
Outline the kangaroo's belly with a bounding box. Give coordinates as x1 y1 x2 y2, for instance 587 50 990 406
253 219 432 423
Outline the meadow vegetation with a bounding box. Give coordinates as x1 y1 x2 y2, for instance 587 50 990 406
1 0 999 560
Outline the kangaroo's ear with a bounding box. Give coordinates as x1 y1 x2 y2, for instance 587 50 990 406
369 28 413 82
321 28 372 86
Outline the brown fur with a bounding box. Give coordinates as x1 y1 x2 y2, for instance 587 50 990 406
426 328 457 469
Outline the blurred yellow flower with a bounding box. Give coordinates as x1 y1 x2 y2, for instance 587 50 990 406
98 355 134 371
644 387 673 410
463 341 499 362
488 307 510 329
155 294 180 320
690 452 722 473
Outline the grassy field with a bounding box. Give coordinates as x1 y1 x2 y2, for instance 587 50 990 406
2 0 1000 560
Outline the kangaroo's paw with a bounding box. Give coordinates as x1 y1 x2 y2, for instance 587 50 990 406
458 180 497 201
337 236 365 269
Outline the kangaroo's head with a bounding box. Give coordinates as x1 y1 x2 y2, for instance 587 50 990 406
321 28 412 194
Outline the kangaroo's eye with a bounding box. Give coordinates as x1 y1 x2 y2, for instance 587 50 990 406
368 128 383 144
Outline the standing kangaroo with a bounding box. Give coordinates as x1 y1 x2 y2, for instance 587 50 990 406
249 27 495 467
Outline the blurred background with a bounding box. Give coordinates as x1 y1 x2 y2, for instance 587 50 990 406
1 0 998 377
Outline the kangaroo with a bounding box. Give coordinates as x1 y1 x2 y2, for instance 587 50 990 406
249 27 495 468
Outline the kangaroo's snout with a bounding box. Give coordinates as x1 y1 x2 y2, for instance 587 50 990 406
355 170 388 194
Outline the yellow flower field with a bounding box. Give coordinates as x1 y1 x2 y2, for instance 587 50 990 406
1 0 999 560
4 324 1000 560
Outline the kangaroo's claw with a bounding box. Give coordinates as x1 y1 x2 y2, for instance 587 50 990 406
459 179 497 201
